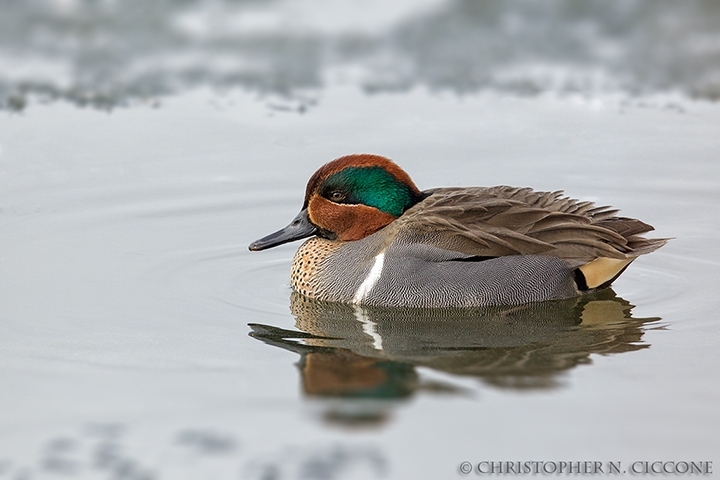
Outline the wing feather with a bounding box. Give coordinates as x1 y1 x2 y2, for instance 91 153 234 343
392 186 667 263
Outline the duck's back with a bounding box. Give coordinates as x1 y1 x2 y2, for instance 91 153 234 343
396 186 666 266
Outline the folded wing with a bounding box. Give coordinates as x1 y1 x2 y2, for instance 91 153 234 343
395 187 668 269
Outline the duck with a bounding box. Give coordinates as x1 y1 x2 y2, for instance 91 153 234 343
249 154 668 308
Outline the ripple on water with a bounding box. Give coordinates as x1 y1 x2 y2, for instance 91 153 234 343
137 245 295 320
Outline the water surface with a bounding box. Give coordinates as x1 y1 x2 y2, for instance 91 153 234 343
1 1 720 479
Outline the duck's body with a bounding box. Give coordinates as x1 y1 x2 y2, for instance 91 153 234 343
250 155 667 307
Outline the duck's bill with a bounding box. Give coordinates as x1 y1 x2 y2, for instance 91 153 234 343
248 209 318 251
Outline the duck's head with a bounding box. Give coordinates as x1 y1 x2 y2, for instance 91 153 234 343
249 154 424 251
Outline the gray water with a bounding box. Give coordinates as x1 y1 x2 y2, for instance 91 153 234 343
1 1 719 479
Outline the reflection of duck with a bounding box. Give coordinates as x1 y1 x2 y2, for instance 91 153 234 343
249 291 660 425
249 154 667 307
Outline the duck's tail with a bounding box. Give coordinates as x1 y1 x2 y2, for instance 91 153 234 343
597 216 671 256
576 216 670 290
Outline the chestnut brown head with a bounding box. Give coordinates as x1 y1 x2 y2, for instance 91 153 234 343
249 154 424 250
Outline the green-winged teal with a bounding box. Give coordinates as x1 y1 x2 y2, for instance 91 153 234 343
249 154 668 307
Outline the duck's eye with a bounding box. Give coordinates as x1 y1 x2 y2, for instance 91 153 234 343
329 190 346 202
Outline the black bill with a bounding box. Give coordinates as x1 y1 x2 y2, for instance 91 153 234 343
248 209 318 251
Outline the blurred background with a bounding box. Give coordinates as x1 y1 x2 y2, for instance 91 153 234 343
1 0 720 110
1 1 719 480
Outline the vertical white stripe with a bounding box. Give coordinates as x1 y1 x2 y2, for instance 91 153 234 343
354 306 383 351
352 251 385 304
